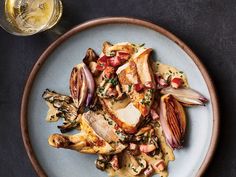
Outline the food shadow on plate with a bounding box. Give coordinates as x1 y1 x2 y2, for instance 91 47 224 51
182 108 191 149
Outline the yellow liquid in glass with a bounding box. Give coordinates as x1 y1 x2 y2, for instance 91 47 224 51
5 0 62 35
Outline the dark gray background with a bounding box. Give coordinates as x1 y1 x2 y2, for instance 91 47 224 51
0 0 235 176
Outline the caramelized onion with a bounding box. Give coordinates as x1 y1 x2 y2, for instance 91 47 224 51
161 87 208 106
82 63 95 106
160 94 186 149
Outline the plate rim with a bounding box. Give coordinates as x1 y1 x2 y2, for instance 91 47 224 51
20 17 219 177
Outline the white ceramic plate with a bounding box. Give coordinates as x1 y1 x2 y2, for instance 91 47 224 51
21 17 219 177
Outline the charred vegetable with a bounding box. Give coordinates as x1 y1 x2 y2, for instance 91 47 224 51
83 48 100 76
159 94 186 149
42 89 80 133
82 63 95 106
69 63 95 109
43 89 73 104
161 87 208 106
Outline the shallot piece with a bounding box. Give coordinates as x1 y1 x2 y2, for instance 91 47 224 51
69 63 95 108
69 64 88 108
82 63 95 106
161 87 208 106
159 94 186 149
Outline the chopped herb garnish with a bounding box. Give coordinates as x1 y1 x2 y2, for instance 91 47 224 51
103 116 108 121
149 88 155 93
109 51 116 56
169 70 172 73
132 168 138 173
179 71 184 74
128 85 132 92
139 43 145 47
110 141 115 144
140 89 153 105
115 130 121 135
108 77 118 86
97 87 105 93
141 99 150 105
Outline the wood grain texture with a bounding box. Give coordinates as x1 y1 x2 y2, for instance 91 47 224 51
20 17 219 177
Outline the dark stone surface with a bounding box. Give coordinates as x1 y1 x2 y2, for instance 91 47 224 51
0 0 235 176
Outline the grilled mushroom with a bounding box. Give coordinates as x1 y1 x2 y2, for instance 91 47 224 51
159 94 186 149
128 155 147 176
42 89 80 133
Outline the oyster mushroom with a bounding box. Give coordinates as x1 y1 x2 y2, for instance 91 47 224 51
42 89 72 104
102 41 135 57
135 126 152 136
42 89 80 133
115 84 123 99
83 48 98 65
102 41 114 56
97 76 123 100
127 154 147 176
95 154 111 171
159 94 186 149
95 159 106 171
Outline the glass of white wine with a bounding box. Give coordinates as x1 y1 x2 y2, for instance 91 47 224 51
0 0 63 36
